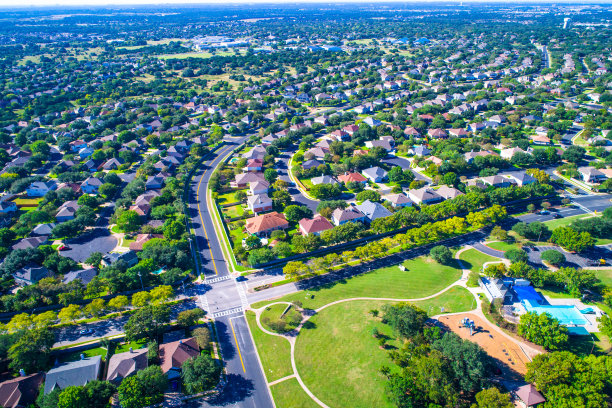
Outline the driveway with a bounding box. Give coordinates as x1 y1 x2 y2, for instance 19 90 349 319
381 156 429 182
60 227 118 263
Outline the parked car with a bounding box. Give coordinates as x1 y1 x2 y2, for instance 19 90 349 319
58 245 70 251
235 276 248 282
553 213 563 219
79 328 93 335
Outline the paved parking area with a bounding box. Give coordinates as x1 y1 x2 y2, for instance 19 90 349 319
528 245 612 269
59 227 118 263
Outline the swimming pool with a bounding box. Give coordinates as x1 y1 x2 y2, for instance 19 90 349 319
522 299 588 326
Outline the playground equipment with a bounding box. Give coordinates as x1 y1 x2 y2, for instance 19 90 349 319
461 317 476 336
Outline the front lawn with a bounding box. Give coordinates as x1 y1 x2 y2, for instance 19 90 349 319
114 339 147 354
458 248 502 273
60 346 107 363
293 287 475 408
251 256 463 310
245 311 293 383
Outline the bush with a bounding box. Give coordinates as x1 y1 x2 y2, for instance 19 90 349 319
540 250 565 266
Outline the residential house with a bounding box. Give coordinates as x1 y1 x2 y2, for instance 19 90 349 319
62 268 97 286
56 201 80 223
464 150 495 163
159 338 200 381
80 177 103 194
331 206 366 226
101 158 125 171
355 200 392 223
12 236 48 250
384 193 413 208
243 146 267 160
530 135 551 146
408 187 443 205
481 175 514 188
246 212 289 237
0 201 17 215
411 146 431 157
362 167 388 183
507 172 536 186
244 159 264 172
247 194 273 214
311 175 339 186
298 215 334 236
249 180 269 196
304 146 328 159
427 129 448 139
101 251 139 268
106 348 148 384
365 139 393 152
146 175 165 190
129 234 164 251
302 159 323 171
31 223 55 236
13 265 50 287
500 147 528 160
0 372 45 408
26 181 57 197
232 172 266 188
44 356 102 394
435 186 464 200
579 167 607 183
338 172 367 185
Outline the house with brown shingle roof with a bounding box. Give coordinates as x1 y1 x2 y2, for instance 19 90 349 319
0 372 44 408
159 338 200 380
129 234 164 251
245 212 289 237
106 348 148 384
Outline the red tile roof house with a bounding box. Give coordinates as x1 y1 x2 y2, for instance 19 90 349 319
299 215 334 236
129 234 164 251
244 159 264 172
338 172 367 185
245 212 289 237
0 372 44 408
159 338 200 381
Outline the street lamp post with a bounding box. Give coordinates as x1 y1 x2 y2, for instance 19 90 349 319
137 271 144 290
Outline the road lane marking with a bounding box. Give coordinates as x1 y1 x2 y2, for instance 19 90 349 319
212 307 244 318
207 275 232 284
229 317 247 373
195 145 233 276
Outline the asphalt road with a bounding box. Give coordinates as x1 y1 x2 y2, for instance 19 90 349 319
276 152 319 212
188 138 274 408
381 155 429 182
60 227 118 263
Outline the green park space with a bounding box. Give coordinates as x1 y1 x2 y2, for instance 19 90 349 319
260 303 302 333
293 287 475 408
252 256 464 310
595 270 612 288
458 248 502 274
269 377 321 408
543 213 592 230
245 311 293 383
486 241 521 252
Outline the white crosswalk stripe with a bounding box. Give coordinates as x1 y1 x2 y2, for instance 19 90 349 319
237 281 250 310
212 307 244 318
205 275 232 284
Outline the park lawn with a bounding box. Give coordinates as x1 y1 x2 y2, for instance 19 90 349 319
252 256 463 310
543 214 593 229
269 377 320 408
245 311 293 383
293 287 475 408
459 248 502 274
486 241 521 252
260 303 301 333
595 270 612 288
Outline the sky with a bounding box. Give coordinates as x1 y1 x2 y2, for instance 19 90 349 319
0 0 603 6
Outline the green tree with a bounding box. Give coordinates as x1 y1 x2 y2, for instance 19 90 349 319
149 285 174 303
181 354 222 394
382 303 428 339
85 252 103 268
163 220 185 240
117 210 142 233
540 250 565 266
283 205 313 223
58 304 82 323
550 226 595 252
193 327 212 350
117 366 167 408
177 308 204 327
57 386 88 408
8 328 54 373
355 190 381 202
124 305 171 342
517 312 568 350
108 295 129 311
247 247 275 266
264 168 278 184
471 388 513 408
429 245 452 264
504 248 528 263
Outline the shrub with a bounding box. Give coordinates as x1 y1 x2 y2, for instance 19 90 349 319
540 250 565 266
430 245 452 264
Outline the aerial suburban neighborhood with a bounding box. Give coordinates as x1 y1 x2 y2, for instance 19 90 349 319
0 2 610 408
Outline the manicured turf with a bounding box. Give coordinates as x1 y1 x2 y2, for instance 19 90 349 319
293 287 475 408
252 256 463 310
260 303 302 333
595 270 612 288
486 241 521 252
543 213 593 230
270 377 320 408
458 248 501 273
245 311 293 383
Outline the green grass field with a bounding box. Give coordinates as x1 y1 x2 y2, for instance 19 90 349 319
293 287 475 408
252 256 463 310
543 213 593 230
260 303 302 333
458 248 502 273
269 377 321 408
595 270 612 288
486 241 521 252
245 311 293 383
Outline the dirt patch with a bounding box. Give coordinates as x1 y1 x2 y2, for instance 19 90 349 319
437 313 536 376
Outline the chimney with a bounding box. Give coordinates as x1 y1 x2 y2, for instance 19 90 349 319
19 369 25 377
